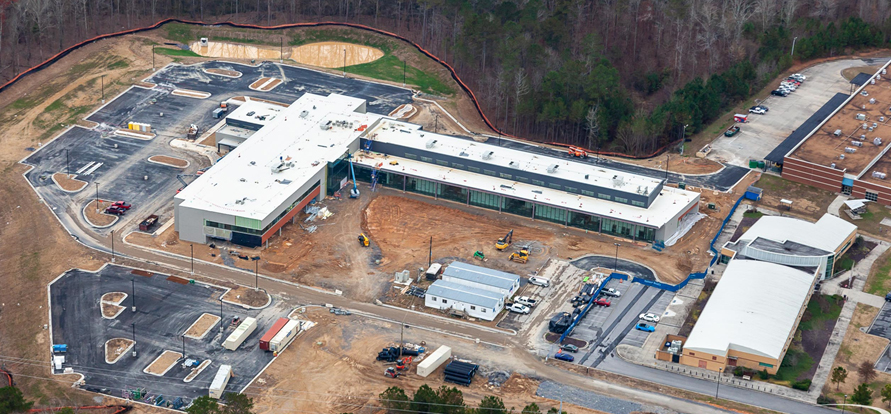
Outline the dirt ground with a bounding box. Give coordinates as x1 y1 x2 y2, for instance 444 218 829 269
84 200 117 227
183 313 220 338
105 338 134 363
842 65 883 81
599 153 724 175
145 350 182 375
52 173 88 192
222 286 270 307
752 173 838 221
101 302 124 318
101 292 126 304
148 155 189 168
290 41 385 68
825 304 890 397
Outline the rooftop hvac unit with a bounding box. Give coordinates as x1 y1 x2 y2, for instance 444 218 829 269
852 140 863 147
871 98 877 104
857 113 867 121
861 134 867 140
426 139 438 149
845 147 857 153
864 123 870 130
831 163 837 168
840 154 846 160
872 79 877 85
884 69 887 75
482 151 494 160
874 172 888 179
299 110 309 118
546 164 559 174
876 137 884 146
508 161 520 168
834 129 843 136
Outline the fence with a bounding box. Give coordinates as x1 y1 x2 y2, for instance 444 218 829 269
557 272 629 343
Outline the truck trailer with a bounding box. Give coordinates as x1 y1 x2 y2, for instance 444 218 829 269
208 365 232 399
259 318 289 351
223 317 257 351
416 345 451 377
269 320 300 353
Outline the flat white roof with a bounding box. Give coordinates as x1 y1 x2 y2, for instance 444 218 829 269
684 260 816 360
225 100 284 128
426 280 503 309
354 152 699 228
176 93 384 220
738 213 856 253
367 120 664 197
442 261 520 291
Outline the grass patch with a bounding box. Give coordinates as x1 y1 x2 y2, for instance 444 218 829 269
774 349 815 382
44 99 65 113
154 48 201 57
774 294 843 383
798 294 843 332
868 249 891 295
165 22 195 43
743 210 764 219
346 54 453 96
107 59 130 70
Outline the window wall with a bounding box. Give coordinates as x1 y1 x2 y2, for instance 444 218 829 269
600 217 655 242
469 190 502 210
568 211 600 232
438 182 468 203
503 196 533 217
534 204 566 224
405 176 437 197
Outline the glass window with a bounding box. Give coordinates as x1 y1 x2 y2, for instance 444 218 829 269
483 169 497 176
866 191 879 201
420 156 433 163
452 163 464 169
436 159 450 166
503 196 533 217
442 299 447 303
615 197 628 203
548 183 562 190
468 166 481 173
469 190 502 210
516 176 529 183
470 306 476 310
565 186 578 193
499 172 512 179
532 179 545 186
438 182 468 203
581 190 595 197
632 200 645 207
598 193 611 200
481 309 486 313
601 217 635 238
568 211 600 232
405 177 437 196
404 153 418 160
759 362 774 368
534 204 566 224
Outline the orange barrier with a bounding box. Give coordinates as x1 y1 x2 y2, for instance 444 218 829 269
0 19 668 159
0 367 12 387
545 140 682 160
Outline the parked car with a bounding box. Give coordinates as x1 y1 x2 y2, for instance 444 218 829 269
105 206 126 215
886 291 891 302
554 352 574 362
593 298 611 307
724 126 740 137
507 303 531 314
601 288 621 297
784 78 801 86
112 201 132 210
780 84 797 91
529 276 550 287
515 296 538 308
748 105 768 114
639 313 661 323
791 73 807 81
560 344 579 353
771 89 788 97
635 323 655 333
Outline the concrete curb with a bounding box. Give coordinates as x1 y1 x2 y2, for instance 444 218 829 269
202 68 243 78
50 174 87 193
147 156 190 169
81 202 119 229
377 303 516 336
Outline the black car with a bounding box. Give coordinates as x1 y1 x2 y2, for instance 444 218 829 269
771 90 788 97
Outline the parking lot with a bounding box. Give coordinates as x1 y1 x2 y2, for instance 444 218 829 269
570 255 657 282
870 302 891 372
708 59 875 167
49 265 288 403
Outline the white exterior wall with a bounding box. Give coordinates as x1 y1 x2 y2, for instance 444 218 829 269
424 294 502 321
655 194 701 242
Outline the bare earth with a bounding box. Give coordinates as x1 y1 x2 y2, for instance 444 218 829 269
600 153 724 175
84 200 117 227
148 155 189 168
144 350 182 375
101 302 124 318
827 303 890 396
205 68 241 77
171 89 210 99
105 338 134 364
222 286 270 308
101 292 126 304
52 173 87 192
183 313 221 338
250 77 281 91
290 41 384 68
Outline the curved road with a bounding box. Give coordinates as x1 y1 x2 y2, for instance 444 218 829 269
570 255 657 281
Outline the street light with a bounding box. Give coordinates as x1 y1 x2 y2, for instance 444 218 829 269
715 367 722 399
131 323 137 357
64 149 70 177
131 279 136 313
342 48 346 77
254 259 259 290
842 394 847 413
791 36 798 57
219 298 224 337
111 230 115 263
181 334 186 359
190 244 194 274
613 243 621 273
101 75 105 100
95 181 100 212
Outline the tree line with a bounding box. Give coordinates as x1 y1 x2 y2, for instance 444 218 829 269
1 0 890 154
379 384 561 414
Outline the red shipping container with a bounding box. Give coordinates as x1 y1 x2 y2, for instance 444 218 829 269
259 317 289 351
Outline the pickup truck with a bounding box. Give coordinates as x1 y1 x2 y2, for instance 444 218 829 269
724 126 740 137
514 296 537 308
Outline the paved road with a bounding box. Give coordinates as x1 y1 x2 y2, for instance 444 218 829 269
570 255 657 281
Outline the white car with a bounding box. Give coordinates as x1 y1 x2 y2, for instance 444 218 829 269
639 313 661 323
791 73 807 81
529 276 550 287
515 296 538 307
601 288 621 297
507 303 531 314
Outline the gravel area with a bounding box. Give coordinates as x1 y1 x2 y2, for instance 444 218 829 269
101 302 124 318
52 173 87 192
183 313 220 338
148 155 189 168
536 380 669 414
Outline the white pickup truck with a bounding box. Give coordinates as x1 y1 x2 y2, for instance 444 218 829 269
514 296 538 308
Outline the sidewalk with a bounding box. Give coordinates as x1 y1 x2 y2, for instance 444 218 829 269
826 194 848 217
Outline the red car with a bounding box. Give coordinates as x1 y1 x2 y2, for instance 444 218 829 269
105 206 126 215
594 298 611 307
112 201 131 210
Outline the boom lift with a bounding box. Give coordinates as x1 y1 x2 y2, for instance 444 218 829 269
348 154 360 198
495 230 513 250
567 146 589 158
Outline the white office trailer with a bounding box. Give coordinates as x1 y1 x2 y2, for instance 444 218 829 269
268 320 301 353
208 364 232 399
176 92 700 249
424 280 504 321
416 345 452 377
223 317 257 351
440 262 520 299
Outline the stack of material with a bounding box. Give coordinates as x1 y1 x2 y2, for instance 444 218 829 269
444 360 479 386
376 347 420 362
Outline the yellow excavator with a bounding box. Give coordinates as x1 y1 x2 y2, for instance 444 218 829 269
358 233 370 247
495 230 513 251
509 246 530 264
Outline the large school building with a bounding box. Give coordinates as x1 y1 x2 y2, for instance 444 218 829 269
174 93 701 247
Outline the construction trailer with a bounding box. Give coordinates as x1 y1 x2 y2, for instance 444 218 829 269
223 317 257 351
416 345 452 377
259 318 289 351
208 365 232 399
268 320 300 353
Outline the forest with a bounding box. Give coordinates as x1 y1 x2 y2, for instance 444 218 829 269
0 0 890 154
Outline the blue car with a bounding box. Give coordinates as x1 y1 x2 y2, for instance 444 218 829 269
635 323 655 333
554 352 574 362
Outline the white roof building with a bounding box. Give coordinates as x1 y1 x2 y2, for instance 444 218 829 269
684 260 817 361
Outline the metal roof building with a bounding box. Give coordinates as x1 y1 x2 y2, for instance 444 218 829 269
424 280 505 321
440 262 521 299
681 260 818 374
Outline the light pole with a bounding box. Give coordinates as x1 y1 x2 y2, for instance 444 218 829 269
842 394 847 413
219 298 224 337
791 36 798 57
665 154 670 179
101 75 105 100
131 279 136 313
403 60 406 87
342 48 346 77
64 149 70 177
280 37 283 63
254 259 259 290
131 323 137 357
614 243 621 273
190 244 194 274
181 335 186 359
152 45 155 71
95 181 100 212
111 230 115 262
715 367 722 399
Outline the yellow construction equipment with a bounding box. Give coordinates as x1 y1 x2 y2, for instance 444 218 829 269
358 233 370 247
495 230 513 250
509 246 530 264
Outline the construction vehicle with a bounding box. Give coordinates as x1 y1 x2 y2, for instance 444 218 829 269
473 251 485 261
495 230 513 250
567 146 589 158
187 124 199 139
509 246 530 264
348 154 360 198
358 233 369 247
385 367 400 378
396 356 413 371
220 101 229 112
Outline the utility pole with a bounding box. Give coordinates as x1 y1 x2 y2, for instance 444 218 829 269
111 230 115 262
131 279 136 312
190 244 194 274
219 298 224 337
613 243 621 273
428 236 433 267
65 149 70 177
95 182 100 212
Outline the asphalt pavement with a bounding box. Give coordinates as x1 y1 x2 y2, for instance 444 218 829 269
870 302 891 373
570 255 657 281
49 265 284 403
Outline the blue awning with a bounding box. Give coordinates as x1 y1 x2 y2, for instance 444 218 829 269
842 178 854 186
